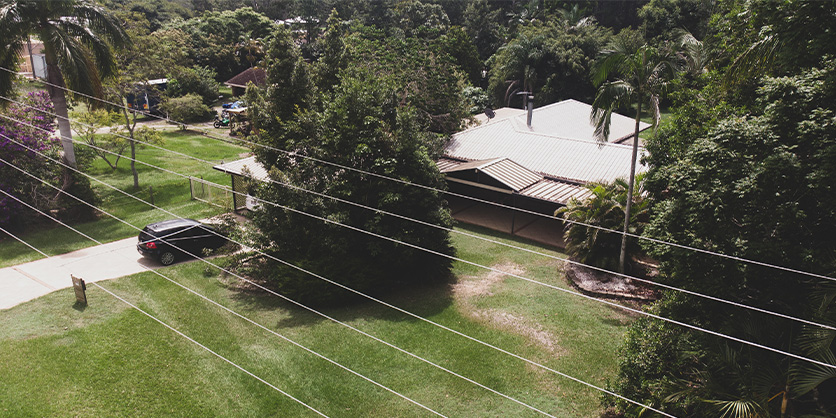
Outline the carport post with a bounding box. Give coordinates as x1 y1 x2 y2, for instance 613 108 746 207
511 194 517 235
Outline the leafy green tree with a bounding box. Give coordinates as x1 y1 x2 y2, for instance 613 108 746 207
312 9 346 94
487 18 610 106
102 0 192 32
70 109 124 170
557 174 647 272
163 7 276 80
638 0 714 42
463 0 506 61
393 0 450 39
249 71 454 305
342 24 469 134
246 24 312 134
461 86 489 115
591 31 674 273
166 65 220 105
612 57 836 418
437 26 482 86
0 0 130 169
160 93 214 123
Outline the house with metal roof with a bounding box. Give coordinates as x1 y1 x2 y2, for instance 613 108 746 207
440 99 650 206
211 99 649 246
439 99 650 246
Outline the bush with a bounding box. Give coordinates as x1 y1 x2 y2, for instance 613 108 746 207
166 66 220 105
160 94 215 123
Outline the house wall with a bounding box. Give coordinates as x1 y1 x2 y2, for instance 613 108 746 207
445 182 566 248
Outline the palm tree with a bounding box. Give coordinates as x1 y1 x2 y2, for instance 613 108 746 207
0 0 129 169
491 31 546 106
590 34 674 273
557 174 648 271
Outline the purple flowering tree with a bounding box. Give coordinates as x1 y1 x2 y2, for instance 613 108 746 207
0 91 60 227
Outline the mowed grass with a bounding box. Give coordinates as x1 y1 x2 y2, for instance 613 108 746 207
0 224 631 417
0 129 248 267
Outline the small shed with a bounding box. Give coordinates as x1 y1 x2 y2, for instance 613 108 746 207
213 156 269 212
224 67 267 97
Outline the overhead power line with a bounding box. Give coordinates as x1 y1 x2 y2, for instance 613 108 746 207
0 71 831 284
4 108 836 335
3 108 835 337
4 131 836 381
0 160 563 418
0 190 451 417
0 225 330 417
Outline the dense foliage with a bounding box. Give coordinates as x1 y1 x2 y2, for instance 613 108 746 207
609 1 836 415
245 23 455 305
160 93 214 123
0 92 97 228
558 175 647 272
488 14 611 106
165 65 220 105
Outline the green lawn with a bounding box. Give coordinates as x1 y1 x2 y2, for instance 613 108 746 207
0 224 632 417
0 129 248 267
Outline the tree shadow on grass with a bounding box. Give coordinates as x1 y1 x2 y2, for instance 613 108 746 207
222 266 457 330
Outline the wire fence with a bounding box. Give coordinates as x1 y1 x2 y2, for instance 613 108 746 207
189 176 232 210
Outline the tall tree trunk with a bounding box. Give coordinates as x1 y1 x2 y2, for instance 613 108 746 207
43 45 77 169
120 105 139 189
619 96 642 274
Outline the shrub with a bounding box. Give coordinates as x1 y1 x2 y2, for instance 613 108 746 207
166 66 220 105
160 94 214 123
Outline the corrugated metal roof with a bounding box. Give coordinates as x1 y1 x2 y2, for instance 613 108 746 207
213 156 269 181
467 99 649 143
438 158 591 205
446 101 648 184
520 180 592 204
436 158 462 172
441 158 543 192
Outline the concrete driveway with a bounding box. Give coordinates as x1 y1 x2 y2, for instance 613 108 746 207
0 236 160 309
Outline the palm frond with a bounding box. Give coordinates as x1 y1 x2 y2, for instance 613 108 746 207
59 18 118 81
726 34 781 87
707 398 767 418
43 25 103 98
789 349 836 397
591 80 633 142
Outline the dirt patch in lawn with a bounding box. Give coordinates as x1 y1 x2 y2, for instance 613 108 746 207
564 261 659 301
454 263 565 355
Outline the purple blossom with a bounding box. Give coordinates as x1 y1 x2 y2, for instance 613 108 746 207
0 91 57 227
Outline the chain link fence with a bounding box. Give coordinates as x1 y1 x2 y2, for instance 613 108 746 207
189 176 232 210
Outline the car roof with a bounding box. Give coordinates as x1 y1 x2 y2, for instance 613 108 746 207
145 218 202 232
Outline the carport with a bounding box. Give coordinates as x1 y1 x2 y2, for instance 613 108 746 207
438 157 592 248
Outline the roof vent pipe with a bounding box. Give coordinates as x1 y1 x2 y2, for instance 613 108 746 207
526 95 534 127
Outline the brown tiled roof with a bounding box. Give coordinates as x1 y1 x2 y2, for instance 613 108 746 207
224 67 267 88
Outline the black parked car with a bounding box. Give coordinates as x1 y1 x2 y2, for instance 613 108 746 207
137 219 227 265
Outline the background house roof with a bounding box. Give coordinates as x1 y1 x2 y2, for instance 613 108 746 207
224 67 267 89
471 99 649 143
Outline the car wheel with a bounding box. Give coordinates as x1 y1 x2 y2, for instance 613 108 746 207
159 251 176 266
